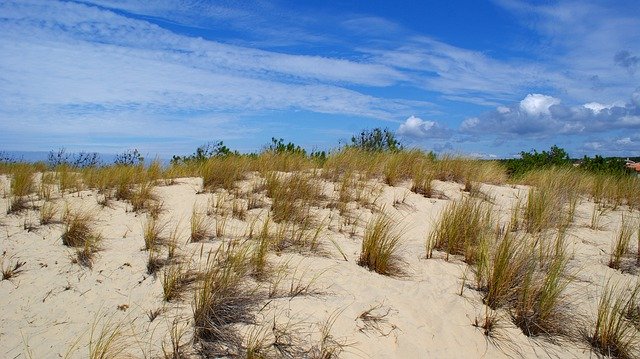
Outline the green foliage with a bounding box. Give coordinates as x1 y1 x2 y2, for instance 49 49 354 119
349 128 403 152
503 145 571 177
580 155 633 176
171 141 234 164
266 137 306 155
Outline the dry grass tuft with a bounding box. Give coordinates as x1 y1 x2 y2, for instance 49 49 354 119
190 206 212 242
2 254 26 281
62 208 102 268
193 243 259 355
358 215 404 276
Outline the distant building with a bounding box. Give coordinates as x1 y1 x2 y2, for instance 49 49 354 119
625 158 640 173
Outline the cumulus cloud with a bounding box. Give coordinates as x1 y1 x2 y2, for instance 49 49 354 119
519 94 560 116
461 91 640 137
397 116 451 139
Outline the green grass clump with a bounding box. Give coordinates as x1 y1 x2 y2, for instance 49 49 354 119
428 197 493 262
358 215 404 276
589 282 640 359
609 215 635 270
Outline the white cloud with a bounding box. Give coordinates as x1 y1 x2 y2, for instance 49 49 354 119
397 116 450 139
461 91 640 137
519 94 560 116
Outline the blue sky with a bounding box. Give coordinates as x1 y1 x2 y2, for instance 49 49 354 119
1 0 639 159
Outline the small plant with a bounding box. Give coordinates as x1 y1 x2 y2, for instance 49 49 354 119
2 255 26 280
512 239 570 336
147 247 167 275
590 204 607 230
358 215 404 276
483 231 532 309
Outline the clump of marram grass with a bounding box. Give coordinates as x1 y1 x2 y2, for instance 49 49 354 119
7 165 35 213
588 281 640 359
62 208 102 268
428 197 493 262
266 171 322 224
201 156 247 191
190 206 212 242
39 201 58 225
162 262 198 302
523 186 563 233
609 214 636 270
143 215 166 250
410 163 435 197
512 237 571 336
88 314 130 359
482 231 533 309
358 215 404 276
193 243 260 356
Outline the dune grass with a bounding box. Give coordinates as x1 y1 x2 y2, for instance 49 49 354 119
7 165 35 213
190 206 212 242
193 243 259 355
588 281 640 359
62 208 102 268
358 215 404 276
428 197 493 263
609 214 635 270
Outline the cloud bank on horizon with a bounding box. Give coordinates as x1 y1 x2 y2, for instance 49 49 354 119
0 0 639 158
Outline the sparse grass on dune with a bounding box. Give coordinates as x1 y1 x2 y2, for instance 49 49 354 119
482 231 533 309
7 164 35 213
200 155 247 191
428 197 493 263
62 207 102 268
358 214 404 276
193 243 259 356
39 200 58 225
609 214 636 270
588 281 640 359
143 215 166 251
512 236 571 336
266 171 323 224
190 206 212 242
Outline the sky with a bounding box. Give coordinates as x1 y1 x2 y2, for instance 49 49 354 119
1 0 639 159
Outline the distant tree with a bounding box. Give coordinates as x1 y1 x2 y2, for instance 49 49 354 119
503 145 571 177
349 128 403 152
114 149 144 166
48 148 101 168
266 137 306 155
580 155 632 176
171 141 235 164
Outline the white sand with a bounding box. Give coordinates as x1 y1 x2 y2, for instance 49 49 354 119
1 174 638 358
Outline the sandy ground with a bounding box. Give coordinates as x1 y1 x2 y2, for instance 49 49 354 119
0 173 638 358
